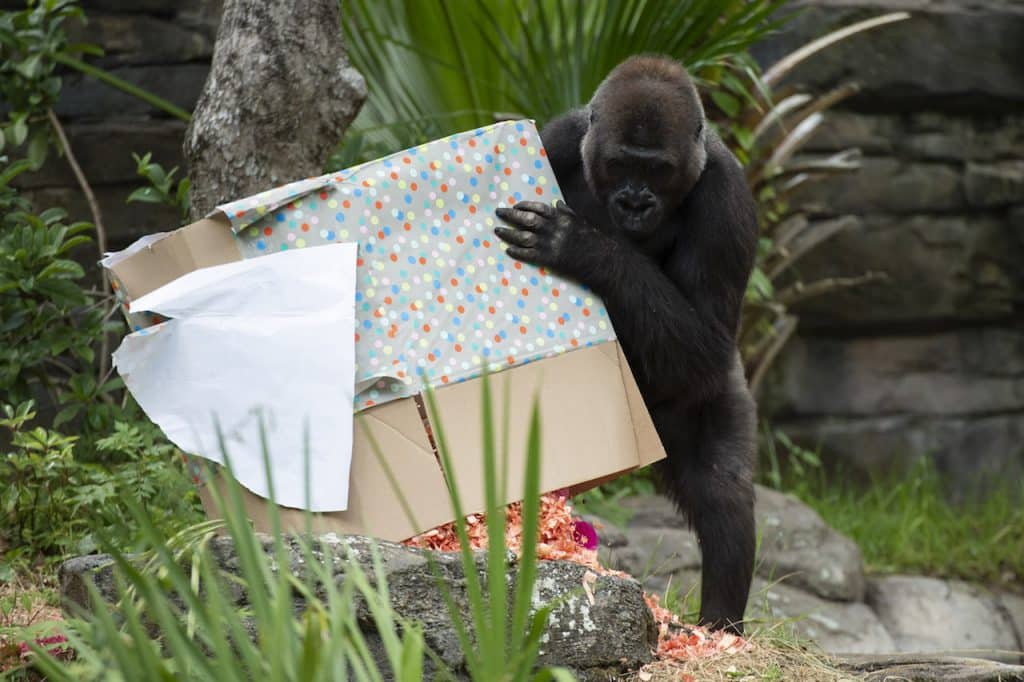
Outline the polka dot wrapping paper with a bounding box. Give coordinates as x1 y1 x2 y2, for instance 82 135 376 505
216 120 616 412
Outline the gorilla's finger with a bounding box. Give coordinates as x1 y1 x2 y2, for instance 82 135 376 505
505 246 543 266
555 200 576 216
495 207 543 230
513 200 556 217
495 226 537 248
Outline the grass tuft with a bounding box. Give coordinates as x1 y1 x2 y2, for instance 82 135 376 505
779 458 1024 588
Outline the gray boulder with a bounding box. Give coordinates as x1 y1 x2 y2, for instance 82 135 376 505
749 577 895 654
59 534 656 678
776 413 1024 502
867 575 1021 663
601 491 866 603
1001 592 1024 655
769 329 1024 418
755 487 867 602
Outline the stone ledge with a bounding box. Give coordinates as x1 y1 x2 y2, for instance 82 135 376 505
835 653 1024 681
787 213 1021 327
768 328 1024 417
775 412 1024 499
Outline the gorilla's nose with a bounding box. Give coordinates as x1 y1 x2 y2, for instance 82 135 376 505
614 189 655 213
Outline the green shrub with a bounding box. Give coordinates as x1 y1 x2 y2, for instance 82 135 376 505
0 159 201 569
0 403 201 570
0 0 202 571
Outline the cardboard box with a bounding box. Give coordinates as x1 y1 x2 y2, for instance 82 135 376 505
105 121 666 541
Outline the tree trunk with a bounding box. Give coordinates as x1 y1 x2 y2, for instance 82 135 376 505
184 0 367 219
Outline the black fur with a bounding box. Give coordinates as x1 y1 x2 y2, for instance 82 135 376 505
495 55 758 634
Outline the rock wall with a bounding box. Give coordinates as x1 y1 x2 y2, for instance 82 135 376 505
751 0 1024 494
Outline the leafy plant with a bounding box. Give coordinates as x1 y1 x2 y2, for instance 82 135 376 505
0 402 201 572
0 204 110 409
415 374 574 681
0 0 98 170
335 0 791 167
757 422 821 491
127 152 191 224
0 2 212 575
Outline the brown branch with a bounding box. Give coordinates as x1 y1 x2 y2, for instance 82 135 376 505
767 215 859 280
47 107 112 384
748 315 799 399
775 271 888 306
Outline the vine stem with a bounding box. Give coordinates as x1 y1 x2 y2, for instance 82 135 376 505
47 107 112 385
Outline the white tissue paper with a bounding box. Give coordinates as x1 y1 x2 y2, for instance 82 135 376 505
112 242 358 511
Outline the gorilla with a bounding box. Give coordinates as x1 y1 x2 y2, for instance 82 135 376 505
495 55 758 634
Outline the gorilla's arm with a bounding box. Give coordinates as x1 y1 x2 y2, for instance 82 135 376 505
497 141 757 407
537 108 588 181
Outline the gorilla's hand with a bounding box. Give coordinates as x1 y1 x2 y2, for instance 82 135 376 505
495 200 594 275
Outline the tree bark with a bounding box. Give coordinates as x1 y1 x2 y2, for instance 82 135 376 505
184 0 367 219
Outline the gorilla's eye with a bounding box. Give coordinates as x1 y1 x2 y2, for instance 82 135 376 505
588 108 597 125
695 121 704 140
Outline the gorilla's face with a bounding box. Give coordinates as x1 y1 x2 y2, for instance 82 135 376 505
581 78 707 240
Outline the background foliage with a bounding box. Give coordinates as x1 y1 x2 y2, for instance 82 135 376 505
335 0 789 167
0 0 202 576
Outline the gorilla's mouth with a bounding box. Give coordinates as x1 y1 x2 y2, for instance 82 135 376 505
611 203 661 236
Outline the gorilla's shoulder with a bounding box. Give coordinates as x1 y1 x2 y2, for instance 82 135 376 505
705 129 745 176
539 109 588 176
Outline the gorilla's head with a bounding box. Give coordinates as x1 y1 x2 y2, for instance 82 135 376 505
581 55 707 239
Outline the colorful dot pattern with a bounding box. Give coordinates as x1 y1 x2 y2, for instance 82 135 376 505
207 121 615 411
109 272 170 332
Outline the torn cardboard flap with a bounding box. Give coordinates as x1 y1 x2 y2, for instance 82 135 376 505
106 215 240 306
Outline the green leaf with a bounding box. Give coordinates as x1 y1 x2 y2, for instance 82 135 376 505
711 90 742 118
38 206 65 224
11 116 28 147
145 162 168 190
52 404 80 429
26 129 49 169
37 259 85 280
748 268 774 300
126 186 164 204
176 177 191 212
734 126 754 151
0 158 32 186
15 53 42 80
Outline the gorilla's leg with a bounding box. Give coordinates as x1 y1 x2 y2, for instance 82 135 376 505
654 364 757 634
